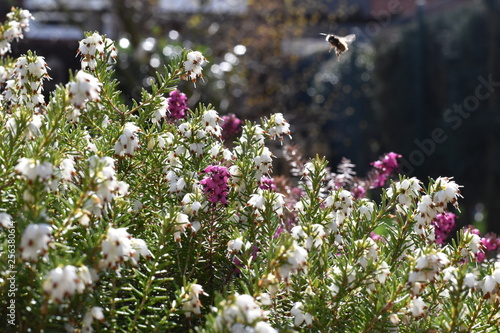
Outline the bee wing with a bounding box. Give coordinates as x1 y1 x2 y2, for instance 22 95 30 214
340 34 356 44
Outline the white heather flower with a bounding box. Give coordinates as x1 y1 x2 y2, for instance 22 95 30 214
0 66 9 84
182 51 207 83
247 191 266 210
227 237 244 255
290 302 313 327
229 165 245 192
482 275 497 296
355 238 379 268
240 124 265 145
254 321 277 333
494 265 500 284
258 293 272 306
432 177 462 208
5 55 50 108
410 297 426 317
214 294 276 332
82 306 105 333
151 96 169 124
376 261 390 284
59 158 76 181
172 212 191 243
267 113 291 141
78 33 105 70
461 229 483 259
88 156 128 208
43 265 85 302
464 273 477 289
254 147 274 181
203 109 222 138
0 213 13 228
414 194 438 236
100 227 149 269
0 9 33 56
181 283 207 318
389 177 422 207
68 71 102 109
358 199 375 220
442 266 458 285
130 238 151 265
408 249 449 294
19 223 52 261
278 241 308 283
115 122 141 156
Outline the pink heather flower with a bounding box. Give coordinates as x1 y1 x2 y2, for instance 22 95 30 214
432 212 456 245
221 114 243 141
259 176 277 192
477 233 499 262
200 165 231 204
371 152 401 188
369 232 385 242
351 184 366 199
465 225 481 236
167 89 188 120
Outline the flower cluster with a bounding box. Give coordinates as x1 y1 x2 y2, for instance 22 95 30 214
68 70 102 111
42 265 93 303
78 32 116 70
4 53 50 108
221 113 243 141
19 223 52 261
181 283 207 318
276 240 308 284
214 294 277 333
167 89 189 120
200 165 231 204
0 8 33 55
267 112 291 141
291 302 313 328
182 51 207 83
114 122 141 157
481 262 500 298
408 249 450 295
15 157 53 183
82 307 105 333
86 156 129 216
414 177 462 238
370 152 401 188
259 176 277 192
432 212 456 245
100 227 150 270
202 109 223 138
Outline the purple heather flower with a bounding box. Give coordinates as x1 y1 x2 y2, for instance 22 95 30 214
351 184 366 199
370 231 385 242
221 113 243 141
371 152 402 188
167 89 188 120
432 212 456 245
200 165 231 204
259 176 277 192
476 233 499 262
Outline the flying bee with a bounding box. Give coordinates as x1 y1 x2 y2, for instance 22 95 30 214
320 33 356 60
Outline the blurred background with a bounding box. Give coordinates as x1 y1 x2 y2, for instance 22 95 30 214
2 0 499 234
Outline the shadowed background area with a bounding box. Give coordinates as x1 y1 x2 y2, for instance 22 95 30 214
3 0 500 234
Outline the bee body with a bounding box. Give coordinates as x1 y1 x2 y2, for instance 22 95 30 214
320 33 356 59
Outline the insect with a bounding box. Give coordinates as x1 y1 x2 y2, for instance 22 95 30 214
320 33 356 59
